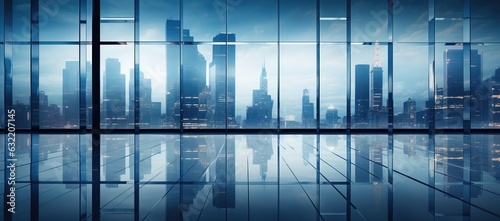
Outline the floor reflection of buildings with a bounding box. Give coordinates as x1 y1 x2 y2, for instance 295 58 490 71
103 136 129 188
354 136 384 183
166 135 235 219
302 135 315 166
436 135 486 199
62 135 79 189
246 135 274 182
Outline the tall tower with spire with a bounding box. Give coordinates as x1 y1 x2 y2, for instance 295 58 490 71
371 41 383 111
245 63 274 128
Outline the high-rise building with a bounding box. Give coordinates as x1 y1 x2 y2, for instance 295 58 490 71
485 68 500 126
62 61 79 128
166 19 182 128
371 42 383 111
211 33 236 128
355 64 370 126
403 97 416 127
302 88 314 128
165 19 208 129
442 49 482 127
325 105 339 127
245 64 273 128
102 58 126 127
129 70 152 127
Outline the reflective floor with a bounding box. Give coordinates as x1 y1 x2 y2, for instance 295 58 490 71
1 134 500 220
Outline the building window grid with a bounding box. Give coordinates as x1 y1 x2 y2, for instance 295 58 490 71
1 0 499 133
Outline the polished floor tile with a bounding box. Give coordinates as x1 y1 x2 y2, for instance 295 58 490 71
1 134 499 220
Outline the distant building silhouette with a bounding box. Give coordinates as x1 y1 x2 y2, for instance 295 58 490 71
62 61 79 128
102 58 127 127
245 64 273 128
301 89 314 128
402 98 416 127
485 68 500 126
441 49 482 127
325 105 338 127
211 33 236 128
354 64 370 126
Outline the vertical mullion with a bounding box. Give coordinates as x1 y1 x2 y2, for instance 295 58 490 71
133 1 140 221
78 1 88 219
3 0 13 219
30 0 40 220
387 1 394 220
428 0 436 134
91 0 101 220
31 0 39 130
316 0 320 132
463 0 471 133
346 0 352 132
31 134 40 220
79 0 87 131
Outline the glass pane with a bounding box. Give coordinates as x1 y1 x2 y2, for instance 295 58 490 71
12 45 31 129
228 0 278 42
394 0 429 42
471 19 500 43
101 45 135 129
39 45 79 128
351 0 388 42
435 0 463 18
320 20 346 42
435 20 464 43
101 0 134 18
101 23 134 42
393 43 429 128
279 0 316 41
183 0 225 42
351 43 388 128
471 0 500 18
320 44 346 128
236 44 278 129
38 0 79 41
280 44 316 128
320 0 347 18
12 0 31 42
139 0 180 41
138 45 166 129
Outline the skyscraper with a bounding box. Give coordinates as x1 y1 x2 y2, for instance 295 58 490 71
355 64 370 126
485 68 500 127
211 33 236 128
245 64 273 128
129 70 153 127
302 88 314 128
166 19 181 128
165 19 208 128
325 105 339 127
442 49 482 127
62 61 79 127
102 58 126 127
403 98 416 127
371 42 383 111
